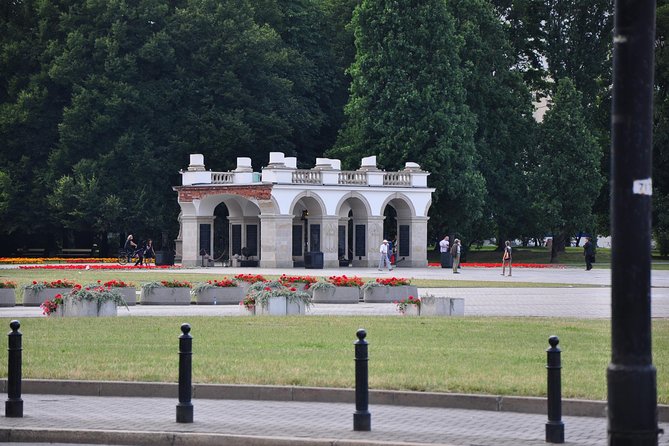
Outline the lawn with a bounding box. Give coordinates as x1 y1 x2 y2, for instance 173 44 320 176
1 316 666 404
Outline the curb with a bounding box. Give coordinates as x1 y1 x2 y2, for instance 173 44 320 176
0 427 445 446
3 379 667 421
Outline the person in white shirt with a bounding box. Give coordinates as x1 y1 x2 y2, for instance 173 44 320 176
439 235 451 268
378 239 392 271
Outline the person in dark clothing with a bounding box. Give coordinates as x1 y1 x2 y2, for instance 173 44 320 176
143 239 156 265
124 235 137 263
134 240 146 266
583 237 596 271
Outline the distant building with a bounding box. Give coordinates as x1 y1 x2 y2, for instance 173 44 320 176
174 153 435 268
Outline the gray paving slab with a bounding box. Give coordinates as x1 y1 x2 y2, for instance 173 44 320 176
1 394 667 446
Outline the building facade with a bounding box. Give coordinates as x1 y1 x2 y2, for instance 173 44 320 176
174 153 434 268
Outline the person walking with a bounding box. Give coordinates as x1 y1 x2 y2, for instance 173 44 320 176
451 239 461 274
583 237 596 271
124 234 137 263
378 239 392 271
134 240 146 267
439 236 451 268
501 240 512 276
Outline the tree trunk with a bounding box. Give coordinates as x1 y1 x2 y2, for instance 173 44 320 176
550 233 566 263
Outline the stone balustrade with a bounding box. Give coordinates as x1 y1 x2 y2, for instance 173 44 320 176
182 152 429 188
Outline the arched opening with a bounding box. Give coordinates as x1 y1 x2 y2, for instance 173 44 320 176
213 203 229 262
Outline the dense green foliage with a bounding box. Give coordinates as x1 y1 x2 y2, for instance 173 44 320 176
2 0 664 255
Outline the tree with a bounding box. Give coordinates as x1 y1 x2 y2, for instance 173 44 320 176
529 78 603 262
330 0 486 238
653 1 669 256
448 0 537 246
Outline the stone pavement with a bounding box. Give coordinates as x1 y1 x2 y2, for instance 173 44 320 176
1 393 667 446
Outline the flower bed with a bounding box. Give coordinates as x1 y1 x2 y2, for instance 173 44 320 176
140 280 192 305
0 280 17 307
310 275 363 304
41 285 128 317
22 279 79 307
395 295 421 316
19 264 177 270
101 280 137 306
362 278 418 303
192 279 244 305
428 262 567 269
245 281 312 315
279 274 318 291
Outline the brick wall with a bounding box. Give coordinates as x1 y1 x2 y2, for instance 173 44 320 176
175 185 273 202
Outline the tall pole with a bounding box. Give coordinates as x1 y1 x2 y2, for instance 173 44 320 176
609 1 659 444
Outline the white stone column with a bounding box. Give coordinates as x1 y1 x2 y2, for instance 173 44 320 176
319 216 340 268
365 216 385 268
404 216 429 267
181 215 199 267
259 214 294 267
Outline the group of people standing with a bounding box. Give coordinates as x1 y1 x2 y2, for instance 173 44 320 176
440 236 512 276
124 234 156 266
438 236 462 274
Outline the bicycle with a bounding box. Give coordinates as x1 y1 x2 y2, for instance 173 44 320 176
118 248 142 265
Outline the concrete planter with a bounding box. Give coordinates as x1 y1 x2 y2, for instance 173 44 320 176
140 287 191 305
23 288 71 307
58 298 119 317
240 305 255 316
62 299 98 317
0 289 16 307
312 286 360 304
257 296 287 315
363 285 419 303
195 287 245 305
420 297 465 316
399 304 420 316
256 296 307 316
111 287 136 306
97 300 118 317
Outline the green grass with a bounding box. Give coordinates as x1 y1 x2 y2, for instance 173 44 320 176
1 316 667 403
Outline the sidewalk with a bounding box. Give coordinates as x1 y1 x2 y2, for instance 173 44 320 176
1 391 666 446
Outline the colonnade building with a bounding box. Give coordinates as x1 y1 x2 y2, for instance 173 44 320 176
174 153 434 268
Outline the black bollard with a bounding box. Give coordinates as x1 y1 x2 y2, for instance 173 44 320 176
546 335 564 443
176 323 193 423
353 328 371 431
5 320 23 417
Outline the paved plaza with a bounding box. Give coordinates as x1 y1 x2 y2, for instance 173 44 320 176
0 264 667 445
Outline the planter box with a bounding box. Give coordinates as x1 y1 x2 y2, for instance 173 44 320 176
286 299 306 315
97 300 118 317
399 304 420 316
60 299 119 317
195 287 245 305
363 285 419 303
240 305 255 316
0 289 16 307
257 296 307 316
257 296 287 315
22 288 70 307
420 297 465 316
62 299 98 317
111 287 136 306
312 287 359 304
140 287 191 305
